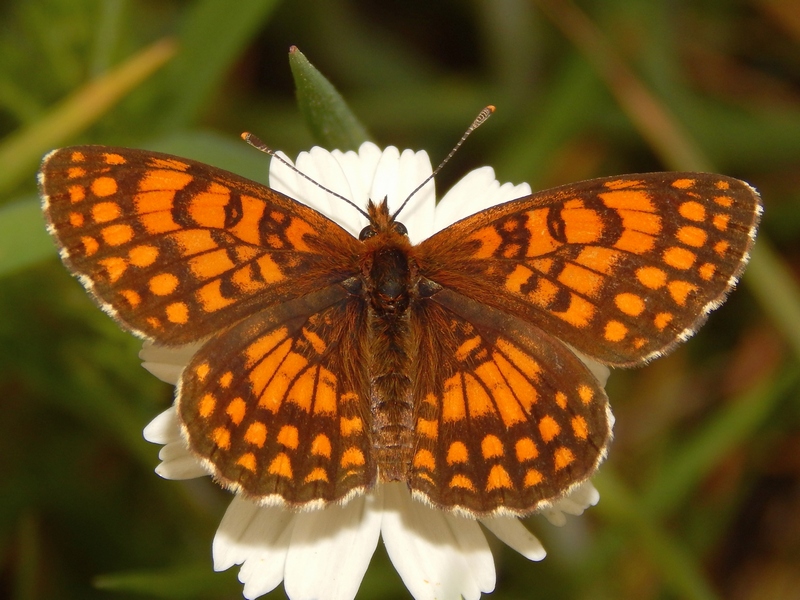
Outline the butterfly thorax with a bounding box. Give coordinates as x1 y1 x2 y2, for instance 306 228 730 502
355 200 418 481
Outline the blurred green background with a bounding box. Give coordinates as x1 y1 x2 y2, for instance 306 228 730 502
1 0 799 598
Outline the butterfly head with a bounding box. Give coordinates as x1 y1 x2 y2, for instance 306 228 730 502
359 199 409 242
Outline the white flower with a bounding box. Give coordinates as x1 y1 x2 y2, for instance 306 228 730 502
142 142 610 600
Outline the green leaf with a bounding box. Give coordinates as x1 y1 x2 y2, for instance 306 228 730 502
290 47 371 149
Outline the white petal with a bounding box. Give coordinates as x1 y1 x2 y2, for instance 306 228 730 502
154 441 207 479
213 497 295 599
480 517 546 561
139 342 201 384
284 493 382 600
541 481 601 527
382 483 494 600
142 407 181 444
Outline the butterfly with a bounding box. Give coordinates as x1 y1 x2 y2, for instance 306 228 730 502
39 143 761 516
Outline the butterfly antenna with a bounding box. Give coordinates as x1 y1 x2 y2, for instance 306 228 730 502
391 105 495 221
241 132 370 219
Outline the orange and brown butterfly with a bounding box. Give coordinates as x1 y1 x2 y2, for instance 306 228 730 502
38 130 761 517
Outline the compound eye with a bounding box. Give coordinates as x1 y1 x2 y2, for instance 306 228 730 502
359 226 376 240
393 222 408 236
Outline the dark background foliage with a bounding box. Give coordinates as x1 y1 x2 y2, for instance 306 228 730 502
1 0 799 598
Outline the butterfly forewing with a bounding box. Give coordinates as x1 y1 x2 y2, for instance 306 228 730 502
417 173 761 367
39 146 361 344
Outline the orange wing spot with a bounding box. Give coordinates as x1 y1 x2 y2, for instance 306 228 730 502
99 257 127 283
714 195 733 207
413 449 436 471
128 244 158 267
69 185 85 203
218 371 234 388
698 262 716 281
259 351 308 412
531 258 554 274
599 189 655 212
146 316 162 330
236 453 257 472
187 185 230 229
341 447 365 468
102 152 125 165
148 157 189 171
285 217 316 252
197 280 236 313
277 425 299 449
554 447 575 470
314 368 338 415
574 246 621 274
139 169 193 192
166 302 189 324
555 391 567 409
604 320 628 342
189 248 235 280
558 263 604 297
455 335 481 361
287 366 315 412
265 234 284 249
524 209 560 257
712 213 730 231
554 294 595 328
140 211 181 235
253 253 284 284
524 469 543 487
90 177 118 197
101 223 134 246
663 246 697 270
677 225 707 247
119 289 141 308
134 190 174 214
715 180 731 190
69 151 85 163
578 385 594 404
619 209 662 235
481 435 504 459
231 265 265 293
516 438 538 461
486 465 513 491
636 266 667 289
561 205 604 244
571 416 589 439
417 418 438 438
447 441 469 465
679 201 706 222
226 397 247 425
671 178 695 189
497 339 541 380
449 474 476 491
529 278 558 307
468 226 503 258
169 230 216 257
230 195 267 245
268 453 293 478
305 467 329 483
633 337 647 349
91 201 120 223
212 427 231 450
465 370 497 419
475 363 526 426
654 312 673 331
614 229 655 254
248 337 292 398
493 351 537 413
311 434 332 458
68 167 86 179
668 280 698 306
198 393 216 417
245 327 289 367
301 328 327 354
539 415 561 442
340 416 363 436
604 178 644 190
615 292 645 316
149 273 179 296
714 240 730 256
442 374 466 422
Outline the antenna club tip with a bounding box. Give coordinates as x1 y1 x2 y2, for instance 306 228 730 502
240 132 250 141
486 105 496 113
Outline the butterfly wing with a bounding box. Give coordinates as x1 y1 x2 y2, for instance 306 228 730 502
409 287 610 516
40 146 362 344
416 173 761 367
177 284 375 506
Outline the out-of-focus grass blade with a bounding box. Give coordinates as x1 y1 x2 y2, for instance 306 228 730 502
0 38 177 196
0 197 54 278
290 46 371 150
